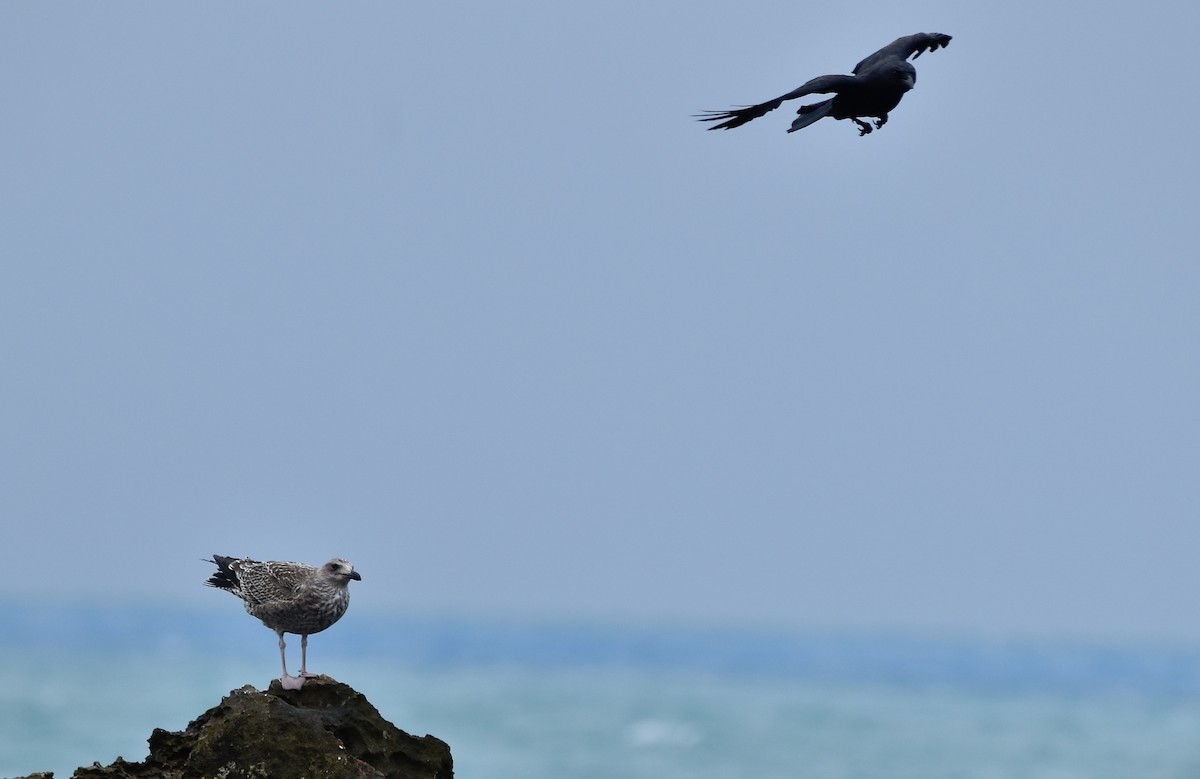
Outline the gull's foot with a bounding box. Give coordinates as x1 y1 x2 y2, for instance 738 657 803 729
281 674 306 690
299 671 320 679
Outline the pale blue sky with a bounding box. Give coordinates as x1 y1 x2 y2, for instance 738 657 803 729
2 2 1197 641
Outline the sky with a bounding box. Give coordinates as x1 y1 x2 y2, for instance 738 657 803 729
2 1 1198 644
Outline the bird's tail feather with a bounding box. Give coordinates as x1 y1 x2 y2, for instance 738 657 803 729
787 100 833 133
206 554 242 593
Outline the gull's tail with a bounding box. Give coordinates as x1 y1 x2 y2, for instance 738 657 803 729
205 554 243 594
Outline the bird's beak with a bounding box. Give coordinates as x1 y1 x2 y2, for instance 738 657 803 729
349 571 363 581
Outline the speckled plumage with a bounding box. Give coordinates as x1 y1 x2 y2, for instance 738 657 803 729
206 555 362 689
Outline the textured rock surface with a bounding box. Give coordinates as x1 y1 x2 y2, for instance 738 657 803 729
17 676 452 779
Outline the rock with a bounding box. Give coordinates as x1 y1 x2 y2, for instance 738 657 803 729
40 676 452 779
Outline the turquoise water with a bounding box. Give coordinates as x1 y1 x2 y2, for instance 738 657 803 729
5 605 1200 778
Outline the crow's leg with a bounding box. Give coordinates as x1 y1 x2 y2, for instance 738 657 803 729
852 118 873 136
874 113 889 130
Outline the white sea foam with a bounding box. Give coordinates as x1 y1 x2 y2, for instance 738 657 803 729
627 718 702 747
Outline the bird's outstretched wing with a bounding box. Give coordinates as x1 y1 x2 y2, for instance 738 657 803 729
696 74 854 130
852 32 951 74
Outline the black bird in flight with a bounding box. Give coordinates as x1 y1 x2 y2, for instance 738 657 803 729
697 33 951 136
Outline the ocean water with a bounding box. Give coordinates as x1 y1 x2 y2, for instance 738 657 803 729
4 605 1200 778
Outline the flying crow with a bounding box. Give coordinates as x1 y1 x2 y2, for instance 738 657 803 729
697 33 951 136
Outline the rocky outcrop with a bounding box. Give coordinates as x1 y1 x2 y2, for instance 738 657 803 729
17 676 452 779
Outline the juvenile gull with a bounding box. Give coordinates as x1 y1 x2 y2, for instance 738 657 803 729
206 555 362 690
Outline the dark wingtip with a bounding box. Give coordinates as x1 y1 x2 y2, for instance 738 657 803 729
695 109 752 131
695 113 732 130
205 555 239 589
913 33 952 59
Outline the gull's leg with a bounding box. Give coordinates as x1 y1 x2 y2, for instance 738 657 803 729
299 634 319 678
852 118 873 136
278 631 305 690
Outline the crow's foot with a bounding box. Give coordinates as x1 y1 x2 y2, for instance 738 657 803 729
853 118 873 136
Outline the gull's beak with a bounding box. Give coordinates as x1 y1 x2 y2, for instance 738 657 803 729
349 570 363 581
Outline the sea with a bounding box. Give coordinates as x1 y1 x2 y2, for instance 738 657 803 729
5 603 1200 779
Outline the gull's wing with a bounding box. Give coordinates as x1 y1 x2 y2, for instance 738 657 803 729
852 33 952 75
